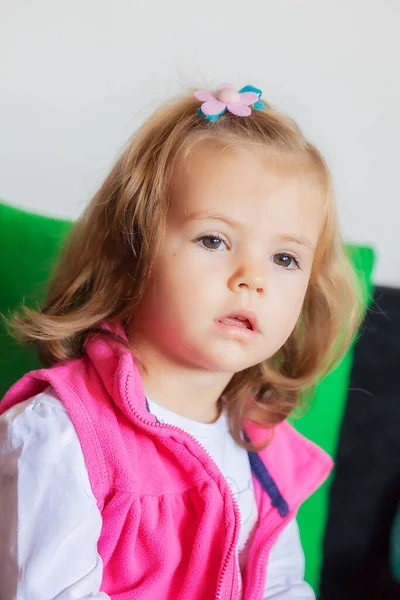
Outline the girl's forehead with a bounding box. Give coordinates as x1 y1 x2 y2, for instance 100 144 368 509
170 141 326 228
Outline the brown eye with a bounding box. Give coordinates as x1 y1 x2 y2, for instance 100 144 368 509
273 253 299 269
197 235 227 251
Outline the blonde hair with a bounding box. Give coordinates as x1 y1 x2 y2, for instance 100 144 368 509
9 89 364 447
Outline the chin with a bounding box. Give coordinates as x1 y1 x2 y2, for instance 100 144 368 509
201 354 259 374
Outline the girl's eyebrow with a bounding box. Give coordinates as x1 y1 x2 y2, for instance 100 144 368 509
279 235 315 252
183 210 240 228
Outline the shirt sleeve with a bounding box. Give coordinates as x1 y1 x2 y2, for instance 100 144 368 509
264 518 316 599
0 388 110 600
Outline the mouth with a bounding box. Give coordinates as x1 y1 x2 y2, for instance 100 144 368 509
216 310 260 334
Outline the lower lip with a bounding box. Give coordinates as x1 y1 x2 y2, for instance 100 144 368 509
214 320 260 339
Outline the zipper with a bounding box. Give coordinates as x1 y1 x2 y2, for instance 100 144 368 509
246 512 295 600
123 376 241 600
122 376 332 600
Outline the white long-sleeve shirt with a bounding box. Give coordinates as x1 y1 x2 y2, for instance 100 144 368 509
0 388 315 600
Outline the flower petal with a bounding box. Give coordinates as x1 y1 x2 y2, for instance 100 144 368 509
201 99 226 116
217 82 236 91
227 103 251 117
239 91 259 106
194 90 214 102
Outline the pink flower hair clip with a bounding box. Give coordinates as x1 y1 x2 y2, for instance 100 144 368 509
195 83 264 121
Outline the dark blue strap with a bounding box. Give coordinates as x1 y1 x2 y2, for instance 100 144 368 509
248 451 289 517
243 427 289 518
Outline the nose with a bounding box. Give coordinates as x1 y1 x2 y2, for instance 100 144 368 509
228 260 267 297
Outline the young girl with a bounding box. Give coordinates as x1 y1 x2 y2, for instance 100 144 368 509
0 83 361 599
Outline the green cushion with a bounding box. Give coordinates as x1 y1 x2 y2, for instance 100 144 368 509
0 202 72 393
0 201 375 594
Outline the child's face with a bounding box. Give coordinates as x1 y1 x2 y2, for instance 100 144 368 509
132 143 324 375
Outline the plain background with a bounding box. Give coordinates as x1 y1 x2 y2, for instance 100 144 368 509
0 0 399 286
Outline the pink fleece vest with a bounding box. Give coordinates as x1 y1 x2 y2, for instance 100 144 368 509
1 322 333 600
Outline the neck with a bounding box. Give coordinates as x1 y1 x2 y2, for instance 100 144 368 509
130 342 232 424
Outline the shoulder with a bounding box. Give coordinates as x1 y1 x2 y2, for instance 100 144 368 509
273 420 333 474
248 419 332 470
1 386 73 442
0 387 94 497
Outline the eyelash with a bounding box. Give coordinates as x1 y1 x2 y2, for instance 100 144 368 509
194 234 301 271
275 254 300 272
195 233 229 251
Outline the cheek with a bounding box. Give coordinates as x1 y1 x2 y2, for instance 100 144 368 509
274 269 309 300
269 275 308 328
161 246 226 291
287 286 308 323
264 294 305 354
150 252 213 311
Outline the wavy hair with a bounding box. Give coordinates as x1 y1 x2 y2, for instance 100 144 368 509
9 89 364 448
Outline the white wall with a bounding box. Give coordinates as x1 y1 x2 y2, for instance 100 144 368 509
0 0 399 286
